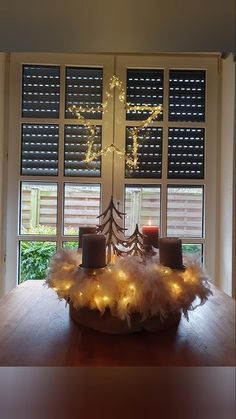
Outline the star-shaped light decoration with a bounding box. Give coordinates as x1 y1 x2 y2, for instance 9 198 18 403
68 75 162 169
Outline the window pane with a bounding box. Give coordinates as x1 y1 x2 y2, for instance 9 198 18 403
168 128 204 179
126 69 163 121
125 127 162 179
63 242 78 249
125 186 161 236
167 186 203 238
21 124 59 176
20 183 57 235
169 69 206 122
182 244 203 265
22 65 60 118
65 67 103 119
64 184 101 235
19 241 56 283
64 125 101 177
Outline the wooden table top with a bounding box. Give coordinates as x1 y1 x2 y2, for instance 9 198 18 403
0 280 235 366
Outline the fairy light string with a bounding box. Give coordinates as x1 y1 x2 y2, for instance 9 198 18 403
68 75 162 169
47 250 212 322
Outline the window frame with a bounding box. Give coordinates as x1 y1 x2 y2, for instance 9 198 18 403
113 55 219 279
6 53 115 291
5 53 219 291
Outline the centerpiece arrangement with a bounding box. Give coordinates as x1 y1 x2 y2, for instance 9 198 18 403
46 197 212 334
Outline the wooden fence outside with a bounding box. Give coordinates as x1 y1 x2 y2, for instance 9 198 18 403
21 189 203 237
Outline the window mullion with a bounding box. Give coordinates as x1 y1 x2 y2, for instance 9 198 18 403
160 67 170 236
111 58 126 213
57 64 66 245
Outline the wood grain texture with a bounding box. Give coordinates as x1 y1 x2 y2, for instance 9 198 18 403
0 280 235 366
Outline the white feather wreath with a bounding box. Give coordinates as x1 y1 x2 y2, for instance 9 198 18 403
46 249 212 323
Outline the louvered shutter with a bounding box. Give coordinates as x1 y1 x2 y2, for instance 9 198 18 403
22 65 60 118
21 124 59 176
125 68 206 180
64 125 102 177
65 67 103 119
168 128 204 179
126 69 163 121
125 127 162 178
125 68 163 179
169 70 206 122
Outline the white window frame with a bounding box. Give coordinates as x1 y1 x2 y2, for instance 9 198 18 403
113 55 219 280
6 53 115 292
5 53 219 292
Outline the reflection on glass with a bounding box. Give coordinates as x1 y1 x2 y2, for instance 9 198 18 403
64 184 101 235
125 186 161 236
20 183 57 235
182 244 202 265
19 241 56 283
167 187 203 238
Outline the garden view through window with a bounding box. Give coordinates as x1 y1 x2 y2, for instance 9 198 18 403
12 55 212 283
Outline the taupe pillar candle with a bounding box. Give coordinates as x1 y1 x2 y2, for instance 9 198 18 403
159 237 183 270
82 234 106 268
78 226 97 249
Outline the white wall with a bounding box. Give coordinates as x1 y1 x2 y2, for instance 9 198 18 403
0 0 235 53
0 53 7 297
218 54 236 296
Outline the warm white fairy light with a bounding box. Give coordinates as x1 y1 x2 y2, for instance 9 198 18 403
46 250 212 323
118 270 128 280
128 284 136 292
64 283 71 290
171 283 182 296
182 267 197 283
68 75 162 169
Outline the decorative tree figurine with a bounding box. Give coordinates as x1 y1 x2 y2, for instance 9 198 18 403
117 224 155 260
97 196 127 263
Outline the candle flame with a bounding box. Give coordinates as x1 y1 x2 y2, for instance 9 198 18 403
148 220 152 226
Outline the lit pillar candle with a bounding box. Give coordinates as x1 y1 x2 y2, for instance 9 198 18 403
78 226 97 249
82 234 106 269
142 223 159 248
159 237 183 270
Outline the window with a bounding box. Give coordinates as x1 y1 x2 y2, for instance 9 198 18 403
114 55 218 279
6 53 219 288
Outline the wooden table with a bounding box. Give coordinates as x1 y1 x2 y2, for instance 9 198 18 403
0 280 235 366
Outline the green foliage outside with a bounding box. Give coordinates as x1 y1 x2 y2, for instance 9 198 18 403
182 244 201 254
64 227 80 236
22 224 79 236
20 224 79 282
21 224 56 235
20 240 79 283
20 224 202 283
20 241 56 283
63 242 78 249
